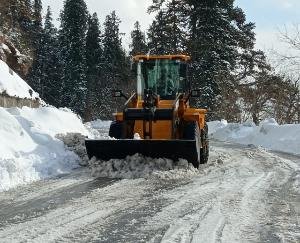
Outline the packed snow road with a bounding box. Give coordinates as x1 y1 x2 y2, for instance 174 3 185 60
0 140 299 243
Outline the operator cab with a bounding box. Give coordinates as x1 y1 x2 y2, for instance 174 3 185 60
134 55 191 100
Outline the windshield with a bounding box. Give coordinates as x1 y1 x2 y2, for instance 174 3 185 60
138 59 186 99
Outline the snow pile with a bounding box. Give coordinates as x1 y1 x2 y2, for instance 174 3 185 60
0 59 39 100
207 119 228 135
84 119 111 139
208 119 300 155
90 154 198 180
0 106 90 192
56 133 89 166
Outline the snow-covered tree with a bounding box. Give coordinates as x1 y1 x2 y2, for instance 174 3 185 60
27 0 43 93
31 0 42 49
41 6 63 107
148 0 265 120
85 12 103 121
129 21 148 56
59 0 88 117
147 10 169 54
148 0 186 54
18 0 32 35
27 6 62 106
101 11 131 119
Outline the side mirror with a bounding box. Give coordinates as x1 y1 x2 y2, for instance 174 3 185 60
190 89 201 97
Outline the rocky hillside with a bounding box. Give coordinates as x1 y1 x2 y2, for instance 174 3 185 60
0 0 34 77
0 33 31 77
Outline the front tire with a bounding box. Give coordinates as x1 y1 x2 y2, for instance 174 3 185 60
200 123 209 164
182 122 201 168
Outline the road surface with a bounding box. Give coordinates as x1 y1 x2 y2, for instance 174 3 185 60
0 140 299 243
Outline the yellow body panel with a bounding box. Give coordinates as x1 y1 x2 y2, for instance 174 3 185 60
134 121 173 139
114 97 206 139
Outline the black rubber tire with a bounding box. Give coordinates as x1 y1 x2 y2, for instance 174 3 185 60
109 121 123 139
200 124 209 164
182 122 201 168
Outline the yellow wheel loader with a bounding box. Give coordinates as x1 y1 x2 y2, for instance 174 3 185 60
85 55 209 168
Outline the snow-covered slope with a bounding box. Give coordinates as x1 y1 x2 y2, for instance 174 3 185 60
0 59 39 100
208 119 300 155
0 106 90 192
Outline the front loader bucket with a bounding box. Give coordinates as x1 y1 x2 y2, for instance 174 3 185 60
85 139 200 167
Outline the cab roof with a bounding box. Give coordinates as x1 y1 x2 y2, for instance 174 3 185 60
133 55 191 62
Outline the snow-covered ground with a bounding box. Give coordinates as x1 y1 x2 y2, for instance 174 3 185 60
0 60 39 100
0 106 91 192
0 140 298 242
208 119 300 155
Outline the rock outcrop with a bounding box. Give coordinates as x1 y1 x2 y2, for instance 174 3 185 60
0 33 31 78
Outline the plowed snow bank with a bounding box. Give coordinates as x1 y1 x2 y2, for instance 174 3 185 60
0 60 39 99
208 119 300 155
0 107 90 192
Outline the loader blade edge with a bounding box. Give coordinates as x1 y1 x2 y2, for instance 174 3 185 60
85 139 199 164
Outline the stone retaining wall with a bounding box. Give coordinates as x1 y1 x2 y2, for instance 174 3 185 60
0 93 40 108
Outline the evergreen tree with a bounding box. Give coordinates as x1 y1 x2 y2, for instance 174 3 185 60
102 11 125 76
149 0 261 118
27 6 62 106
101 11 131 118
85 12 103 120
129 21 148 56
187 0 239 113
147 10 170 54
31 0 43 49
41 6 63 107
164 0 187 53
148 0 186 54
102 11 130 87
59 0 88 117
18 0 32 35
27 0 43 92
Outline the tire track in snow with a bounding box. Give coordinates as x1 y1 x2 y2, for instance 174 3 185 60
0 140 299 242
159 205 212 243
144 142 280 243
0 179 145 242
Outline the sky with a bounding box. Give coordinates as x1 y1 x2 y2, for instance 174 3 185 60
42 0 300 55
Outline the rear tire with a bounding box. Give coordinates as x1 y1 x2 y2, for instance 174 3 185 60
109 121 123 139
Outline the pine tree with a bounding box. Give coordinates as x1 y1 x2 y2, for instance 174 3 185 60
187 0 239 113
31 0 42 49
59 0 88 117
27 6 62 106
129 21 148 56
18 0 32 35
102 10 130 86
101 11 131 119
85 12 103 121
147 10 169 54
164 0 187 53
103 11 124 76
41 6 63 107
148 0 186 54
27 0 43 93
